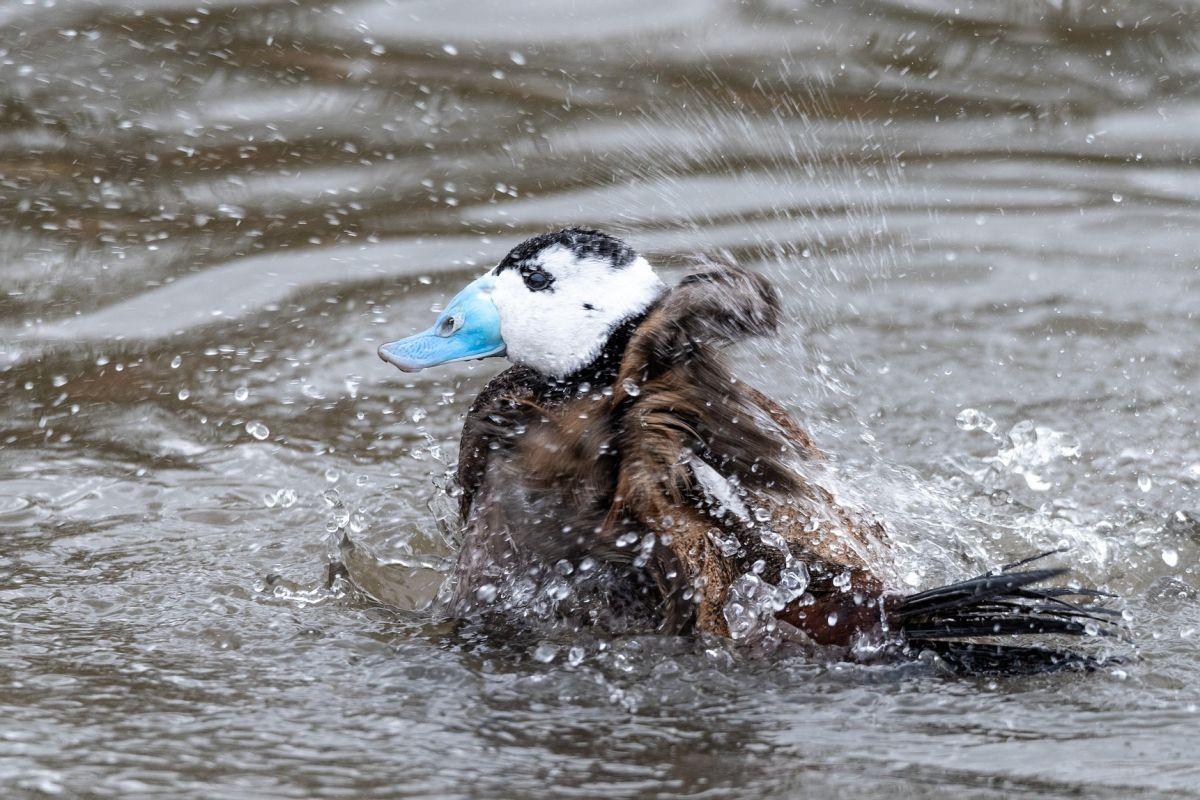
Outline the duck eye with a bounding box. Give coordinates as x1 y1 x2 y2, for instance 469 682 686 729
437 314 462 337
523 270 551 291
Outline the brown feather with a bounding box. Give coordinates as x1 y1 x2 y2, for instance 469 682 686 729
452 261 889 643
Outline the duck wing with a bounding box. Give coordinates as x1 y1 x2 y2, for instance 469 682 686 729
603 261 891 636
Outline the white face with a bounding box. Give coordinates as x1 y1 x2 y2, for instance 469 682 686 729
490 245 665 378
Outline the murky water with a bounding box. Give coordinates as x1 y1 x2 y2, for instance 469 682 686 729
2 0 1199 797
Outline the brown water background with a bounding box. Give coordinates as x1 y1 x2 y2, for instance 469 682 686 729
2 1 1199 797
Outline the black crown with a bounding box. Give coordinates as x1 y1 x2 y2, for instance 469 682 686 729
495 228 637 273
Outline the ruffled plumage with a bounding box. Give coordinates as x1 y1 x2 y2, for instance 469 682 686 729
448 260 1120 668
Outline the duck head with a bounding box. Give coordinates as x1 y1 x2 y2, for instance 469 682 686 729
379 228 665 379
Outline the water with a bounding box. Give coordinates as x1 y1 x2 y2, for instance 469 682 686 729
2 1 1199 797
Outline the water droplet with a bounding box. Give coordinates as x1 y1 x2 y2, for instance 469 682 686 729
532 642 557 663
1112 193 1123 203
955 407 996 433
1022 471 1051 492
263 488 297 509
409 407 427 423
326 508 349 532
708 530 741 557
509 50 526 65
567 646 585 666
245 420 269 440
233 386 249 402
52 375 67 387
615 532 639 548
476 583 498 603
177 388 190 401
621 378 641 397
1162 548 1179 568
778 561 810 601
324 468 340 484
170 355 182 369
1138 474 1152 492
759 529 788 553
441 43 458 55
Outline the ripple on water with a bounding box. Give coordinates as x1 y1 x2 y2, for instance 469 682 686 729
1 0 1199 798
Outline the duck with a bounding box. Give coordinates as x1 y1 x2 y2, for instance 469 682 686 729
378 228 1118 672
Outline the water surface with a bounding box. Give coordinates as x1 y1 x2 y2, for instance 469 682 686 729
2 1 1199 797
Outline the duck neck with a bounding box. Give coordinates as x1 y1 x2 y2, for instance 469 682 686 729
538 310 648 399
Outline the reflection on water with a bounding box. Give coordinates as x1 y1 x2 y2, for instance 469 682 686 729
2 1 1199 797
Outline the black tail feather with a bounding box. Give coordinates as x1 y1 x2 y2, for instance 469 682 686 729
999 547 1068 571
917 641 1111 675
894 557 1124 675
898 568 1071 619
